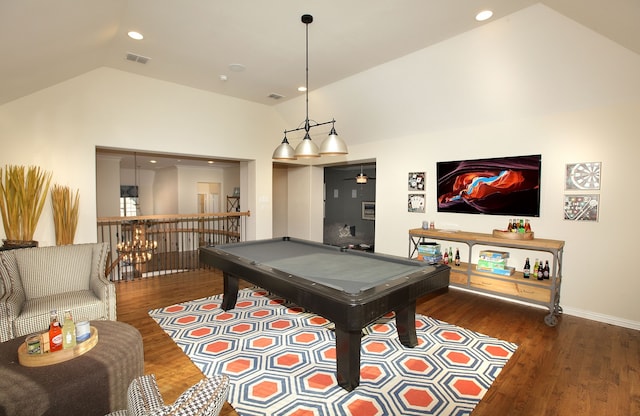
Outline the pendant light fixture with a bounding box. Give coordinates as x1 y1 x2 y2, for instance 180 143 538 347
272 14 348 160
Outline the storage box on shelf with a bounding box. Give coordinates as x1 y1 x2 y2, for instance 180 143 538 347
409 228 564 326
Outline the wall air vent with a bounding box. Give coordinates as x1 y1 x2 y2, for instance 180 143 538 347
268 93 285 100
125 52 151 64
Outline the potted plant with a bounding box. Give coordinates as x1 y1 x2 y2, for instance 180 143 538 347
51 184 80 245
0 165 52 249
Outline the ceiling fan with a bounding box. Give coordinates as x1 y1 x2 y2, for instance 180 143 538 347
345 165 375 184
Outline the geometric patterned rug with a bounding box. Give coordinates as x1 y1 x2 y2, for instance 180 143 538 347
149 288 517 416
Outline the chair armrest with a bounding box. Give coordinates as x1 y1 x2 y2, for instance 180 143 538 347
88 242 117 321
0 251 26 342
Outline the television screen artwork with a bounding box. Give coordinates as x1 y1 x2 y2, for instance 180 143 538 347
437 154 541 216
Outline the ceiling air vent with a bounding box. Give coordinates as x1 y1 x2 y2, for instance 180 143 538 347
268 93 285 100
125 52 151 64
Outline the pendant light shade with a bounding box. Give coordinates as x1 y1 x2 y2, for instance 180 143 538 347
320 123 348 155
272 14 348 161
272 135 297 160
295 132 320 158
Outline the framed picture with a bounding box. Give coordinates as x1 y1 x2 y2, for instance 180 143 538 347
564 194 599 221
408 172 425 191
361 201 375 220
565 162 601 190
437 154 542 216
408 193 425 213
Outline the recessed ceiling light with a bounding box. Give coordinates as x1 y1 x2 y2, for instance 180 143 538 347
475 10 493 22
298 86 307 92
208 161 215 164
128 31 144 40
149 160 157 164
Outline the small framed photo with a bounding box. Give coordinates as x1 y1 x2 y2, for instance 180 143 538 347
564 194 599 221
408 172 425 191
362 201 375 220
408 193 425 213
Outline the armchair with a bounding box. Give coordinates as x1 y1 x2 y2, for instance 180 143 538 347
107 374 230 416
0 242 115 342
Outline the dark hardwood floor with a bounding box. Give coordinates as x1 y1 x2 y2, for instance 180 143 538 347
115 269 640 416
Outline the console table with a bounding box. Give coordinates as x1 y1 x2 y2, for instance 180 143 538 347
409 228 565 326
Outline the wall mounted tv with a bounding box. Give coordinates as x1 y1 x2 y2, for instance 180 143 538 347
436 154 541 217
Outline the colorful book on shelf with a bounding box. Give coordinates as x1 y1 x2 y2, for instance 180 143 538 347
479 250 510 260
477 258 508 270
418 255 442 264
476 265 515 276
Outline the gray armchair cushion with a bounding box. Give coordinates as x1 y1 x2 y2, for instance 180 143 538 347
15 244 93 299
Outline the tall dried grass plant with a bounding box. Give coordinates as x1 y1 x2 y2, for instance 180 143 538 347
51 185 80 245
0 165 52 242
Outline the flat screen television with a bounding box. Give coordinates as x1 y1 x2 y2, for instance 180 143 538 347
436 154 541 217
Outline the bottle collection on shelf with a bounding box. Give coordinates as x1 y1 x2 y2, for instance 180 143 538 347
25 309 91 355
417 243 550 280
507 218 532 234
523 257 550 281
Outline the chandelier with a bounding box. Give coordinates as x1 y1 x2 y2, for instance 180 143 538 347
272 14 348 160
117 224 157 264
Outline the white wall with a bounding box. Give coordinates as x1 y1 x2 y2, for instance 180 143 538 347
0 67 283 244
96 156 121 217
275 5 640 327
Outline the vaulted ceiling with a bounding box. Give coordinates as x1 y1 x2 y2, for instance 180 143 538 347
2 0 638 107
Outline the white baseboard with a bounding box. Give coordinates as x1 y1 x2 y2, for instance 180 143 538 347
449 286 640 331
562 307 640 331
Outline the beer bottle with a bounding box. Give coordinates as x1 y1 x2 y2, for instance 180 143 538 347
524 219 531 232
523 257 530 278
537 262 544 280
454 248 461 266
49 310 63 352
543 260 550 279
62 310 76 349
443 250 449 265
533 259 539 277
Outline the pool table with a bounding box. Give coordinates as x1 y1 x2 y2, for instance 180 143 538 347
199 237 450 391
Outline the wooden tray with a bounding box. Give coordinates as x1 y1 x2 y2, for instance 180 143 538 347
492 229 534 240
18 326 98 367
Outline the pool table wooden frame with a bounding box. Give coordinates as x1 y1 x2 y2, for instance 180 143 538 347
199 237 450 391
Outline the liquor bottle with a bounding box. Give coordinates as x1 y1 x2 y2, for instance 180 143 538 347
62 310 76 349
523 257 530 278
443 250 449 265
49 310 63 352
543 260 550 279
454 248 461 266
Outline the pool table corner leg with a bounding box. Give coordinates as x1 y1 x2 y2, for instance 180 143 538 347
221 272 239 310
334 326 361 391
396 301 418 347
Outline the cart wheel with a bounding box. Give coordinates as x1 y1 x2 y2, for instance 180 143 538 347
544 314 558 327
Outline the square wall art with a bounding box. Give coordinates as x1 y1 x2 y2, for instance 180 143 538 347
564 194 599 221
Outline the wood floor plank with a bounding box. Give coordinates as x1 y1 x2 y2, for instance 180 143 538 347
116 269 640 416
